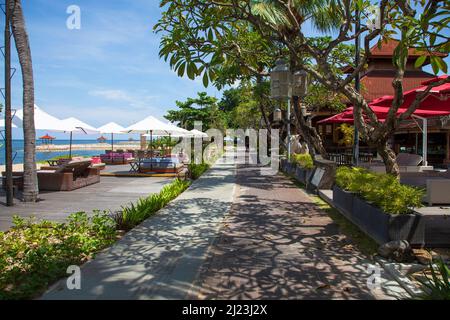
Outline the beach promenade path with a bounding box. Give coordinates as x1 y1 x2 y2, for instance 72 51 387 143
0 175 173 231
189 165 397 300
41 156 237 299
40 153 401 300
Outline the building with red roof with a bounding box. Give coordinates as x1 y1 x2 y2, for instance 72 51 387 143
312 39 449 166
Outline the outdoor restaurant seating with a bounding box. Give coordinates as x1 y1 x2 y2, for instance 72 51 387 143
2 159 101 192
37 159 101 191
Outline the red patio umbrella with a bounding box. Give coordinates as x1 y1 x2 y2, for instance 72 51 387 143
369 75 450 111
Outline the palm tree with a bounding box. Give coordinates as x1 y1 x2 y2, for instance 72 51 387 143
10 0 38 202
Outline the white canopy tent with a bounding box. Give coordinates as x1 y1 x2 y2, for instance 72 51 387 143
97 122 125 153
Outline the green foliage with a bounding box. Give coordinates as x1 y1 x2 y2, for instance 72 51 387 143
0 211 116 300
115 179 191 231
188 163 210 180
386 1 449 74
149 136 179 150
417 258 450 300
155 1 277 89
219 81 265 129
292 153 314 169
337 123 354 146
164 92 226 131
335 166 424 214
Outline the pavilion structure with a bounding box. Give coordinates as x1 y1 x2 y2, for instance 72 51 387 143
39 133 56 145
97 136 107 143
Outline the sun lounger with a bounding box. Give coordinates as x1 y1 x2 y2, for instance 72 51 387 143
138 158 184 174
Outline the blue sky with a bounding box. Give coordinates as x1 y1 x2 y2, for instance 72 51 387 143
2 0 221 138
1 0 448 139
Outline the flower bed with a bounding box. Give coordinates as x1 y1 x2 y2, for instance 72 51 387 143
333 167 425 246
0 212 117 299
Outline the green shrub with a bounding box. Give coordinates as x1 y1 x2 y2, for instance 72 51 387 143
0 211 116 300
417 258 450 300
115 178 191 230
292 153 314 169
188 163 210 180
335 166 424 214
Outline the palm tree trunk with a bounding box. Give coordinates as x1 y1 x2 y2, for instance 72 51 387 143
10 0 38 201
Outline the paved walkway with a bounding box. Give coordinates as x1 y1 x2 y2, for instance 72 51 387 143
42 157 236 299
41 154 401 300
190 165 394 299
0 176 173 231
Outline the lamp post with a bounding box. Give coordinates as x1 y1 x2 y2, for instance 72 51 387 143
353 8 361 167
270 59 292 160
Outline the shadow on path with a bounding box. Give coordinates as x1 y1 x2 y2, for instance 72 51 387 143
191 165 379 300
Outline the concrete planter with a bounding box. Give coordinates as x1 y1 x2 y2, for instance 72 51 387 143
332 185 354 218
423 215 450 248
294 165 314 185
333 186 425 246
280 159 294 175
280 159 288 172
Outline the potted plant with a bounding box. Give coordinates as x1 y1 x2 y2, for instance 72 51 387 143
292 153 315 184
334 167 425 246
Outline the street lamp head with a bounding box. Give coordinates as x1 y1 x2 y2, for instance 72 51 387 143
292 70 308 97
270 59 291 100
273 108 282 122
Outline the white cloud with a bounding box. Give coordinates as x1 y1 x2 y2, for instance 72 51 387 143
88 88 159 110
89 89 134 102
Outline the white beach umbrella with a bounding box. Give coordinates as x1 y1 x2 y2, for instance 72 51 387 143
60 117 99 157
97 122 125 153
61 117 99 134
164 122 191 136
13 104 67 132
0 118 17 128
123 116 178 135
190 129 208 138
124 116 188 162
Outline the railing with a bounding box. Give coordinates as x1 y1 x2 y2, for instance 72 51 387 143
327 149 376 166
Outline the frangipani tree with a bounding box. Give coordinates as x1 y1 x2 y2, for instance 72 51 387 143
156 0 449 176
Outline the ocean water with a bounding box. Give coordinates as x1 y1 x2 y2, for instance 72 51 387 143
0 139 133 165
